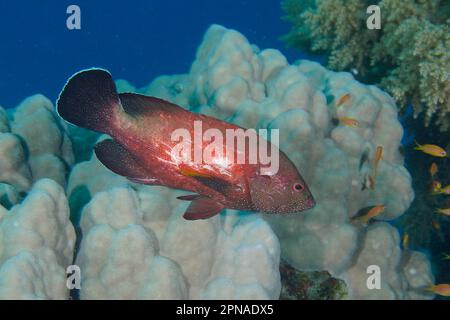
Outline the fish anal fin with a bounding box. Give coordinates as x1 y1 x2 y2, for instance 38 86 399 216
94 139 159 185
183 196 224 220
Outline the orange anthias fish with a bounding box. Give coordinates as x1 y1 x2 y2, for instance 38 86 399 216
431 180 442 194
427 284 450 297
352 204 385 224
429 163 438 178
361 174 375 191
372 145 383 182
432 220 441 231
435 208 450 216
402 233 409 250
336 93 350 107
338 117 360 128
414 141 447 158
57 69 315 220
373 145 383 168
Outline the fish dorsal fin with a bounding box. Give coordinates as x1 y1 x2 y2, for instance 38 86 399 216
94 139 159 185
183 196 224 220
119 93 183 117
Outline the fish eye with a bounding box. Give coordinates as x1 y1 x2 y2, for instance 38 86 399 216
293 183 304 192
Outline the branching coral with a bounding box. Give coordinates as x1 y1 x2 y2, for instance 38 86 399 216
282 0 450 131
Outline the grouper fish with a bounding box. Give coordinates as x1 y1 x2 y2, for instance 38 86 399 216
57 69 315 220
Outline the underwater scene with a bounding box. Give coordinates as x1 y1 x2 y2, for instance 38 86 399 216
0 0 449 301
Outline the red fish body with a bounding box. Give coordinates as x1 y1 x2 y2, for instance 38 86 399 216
57 69 315 220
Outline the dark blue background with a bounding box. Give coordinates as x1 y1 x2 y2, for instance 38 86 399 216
0 0 304 108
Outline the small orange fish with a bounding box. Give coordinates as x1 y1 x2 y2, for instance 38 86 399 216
362 174 375 190
435 208 450 216
374 146 383 167
414 141 447 158
427 284 450 297
353 205 385 224
432 220 441 231
368 175 375 189
431 180 442 194
438 185 450 195
339 117 360 128
336 93 351 107
429 163 438 178
373 145 383 180
402 233 409 250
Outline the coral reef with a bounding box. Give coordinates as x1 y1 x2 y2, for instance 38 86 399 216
280 261 347 299
0 24 438 299
0 179 75 299
126 24 432 299
343 223 434 299
392 124 450 289
281 0 450 131
0 94 74 192
69 161 281 299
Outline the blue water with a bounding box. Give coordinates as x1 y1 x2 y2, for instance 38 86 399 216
0 0 307 108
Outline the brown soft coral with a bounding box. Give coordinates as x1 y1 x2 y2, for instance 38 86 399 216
282 0 450 131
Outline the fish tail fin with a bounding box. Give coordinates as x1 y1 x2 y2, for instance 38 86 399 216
425 285 435 293
57 68 120 134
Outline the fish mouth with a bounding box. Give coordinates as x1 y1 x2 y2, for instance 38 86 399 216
294 197 315 212
279 197 316 214
304 197 316 210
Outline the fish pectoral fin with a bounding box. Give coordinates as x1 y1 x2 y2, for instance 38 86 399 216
183 196 224 220
179 164 236 194
193 175 236 194
95 139 159 185
179 165 213 179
